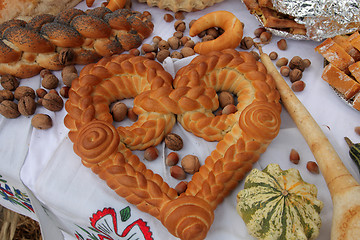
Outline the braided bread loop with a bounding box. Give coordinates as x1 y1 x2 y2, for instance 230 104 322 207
65 50 282 240
0 7 154 78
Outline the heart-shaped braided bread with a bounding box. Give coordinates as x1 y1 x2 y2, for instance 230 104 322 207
64 49 282 240
0 7 153 78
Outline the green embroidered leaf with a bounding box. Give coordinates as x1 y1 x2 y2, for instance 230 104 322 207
120 206 131 222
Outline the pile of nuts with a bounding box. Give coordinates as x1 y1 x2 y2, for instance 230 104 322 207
0 65 80 129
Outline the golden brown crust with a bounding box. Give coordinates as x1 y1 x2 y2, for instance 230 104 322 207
0 7 154 78
137 0 225 12
65 50 281 240
189 11 243 55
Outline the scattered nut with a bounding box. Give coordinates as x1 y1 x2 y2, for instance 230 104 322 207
289 149 300 164
269 51 278 60
222 104 237 115
166 152 179 166
303 59 311 68
60 86 70 98
144 52 156 60
276 57 288 67
197 30 206 38
40 69 52 78
189 19 196 28
141 43 155 53
277 39 287 50
128 48 140 56
201 35 214 42
164 13 174 22
144 146 159 161
61 65 77 78
180 47 195 58
184 40 195 48
168 36 180 50
1 74 19 91
174 20 186 32
218 91 234 108
31 113 53 129
42 74 59 89
240 36 254 50
62 72 78 87
152 36 162 44
173 31 183 39
0 100 20 118
111 102 127 122
289 69 303 82
174 11 185 20
291 80 306 92
42 92 64 112
36 88 47 98
175 181 188 195
180 36 190 46
280 66 290 77
156 49 170 63
171 51 183 59
181 155 200 174
289 56 305 71
306 161 319 174
170 165 186 180
355 126 360 136
18 96 36 116
158 40 170 50
165 133 183 151
254 27 266 38
259 31 272 44
14 86 35 100
127 108 138 122
0 89 14 102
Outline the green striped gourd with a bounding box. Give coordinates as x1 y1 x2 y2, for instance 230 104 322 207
236 164 324 240
344 137 360 173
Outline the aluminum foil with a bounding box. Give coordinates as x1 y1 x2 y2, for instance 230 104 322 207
272 0 360 41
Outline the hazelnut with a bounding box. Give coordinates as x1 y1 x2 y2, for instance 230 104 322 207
1 74 19 91
180 47 195 58
14 86 35 100
0 89 14 102
259 31 272 44
18 96 36 116
164 13 174 22
218 91 234 108
275 57 288 67
31 114 53 130
277 39 287 50
62 72 78 87
152 36 162 44
280 66 290 77
240 37 254 50
306 161 319 174
156 49 170 63
40 69 52 78
289 56 305 71
170 165 186 180
175 181 188 195
222 104 237 115
303 59 311 68
201 35 214 42
291 80 305 92
144 52 156 60
158 40 170 50
128 48 140 56
36 88 47 98
355 126 360 136
269 51 278 60
168 36 180 50
174 11 185 20
142 11 152 20
165 133 183 151
173 31 183 39
111 102 127 122
141 43 155 54
289 149 300 164
180 36 190 46
0 100 20 118
61 65 77 78
42 92 64 112
197 30 206 38
60 86 70 98
171 51 183 59
181 155 200 174
166 152 179 166
184 40 195 48
254 27 266 38
289 69 303 82
144 146 159 161
206 27 219 38
42 74 59 89
189 19 196 28
127 108 138 121
174 20 186 32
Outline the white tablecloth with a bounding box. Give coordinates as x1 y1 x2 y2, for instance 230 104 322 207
0 0 359 239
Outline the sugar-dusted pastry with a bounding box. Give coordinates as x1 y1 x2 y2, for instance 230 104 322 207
349 61 360 82
65 49 281 240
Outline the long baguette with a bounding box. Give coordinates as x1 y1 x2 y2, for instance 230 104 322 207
259 48 360 240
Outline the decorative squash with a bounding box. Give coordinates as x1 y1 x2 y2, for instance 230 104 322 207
236 164 324 240
344 137 360 174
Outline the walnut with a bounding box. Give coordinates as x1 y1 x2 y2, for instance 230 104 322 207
0 100 20 118
14 86 35 100
58 48 75 65
180 47 195 58
42 92 64 112
165 133 183 151
0 89 14 103
111 102 127 122
18 96 36 116
42 74 59 89
156 49 170 63
1 74 19 91
31 114 53 129
61 65 77 78
62 72 78 87
168 36 180 50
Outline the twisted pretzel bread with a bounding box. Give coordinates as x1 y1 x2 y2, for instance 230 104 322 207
65 50 281 240
189 11 243 55
0 7 153 79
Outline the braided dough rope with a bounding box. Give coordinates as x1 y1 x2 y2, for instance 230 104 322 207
189 11 243 55
0 7 153 79
65 50 282 240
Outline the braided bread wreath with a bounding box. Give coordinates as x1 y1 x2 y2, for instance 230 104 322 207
64 49 282 240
